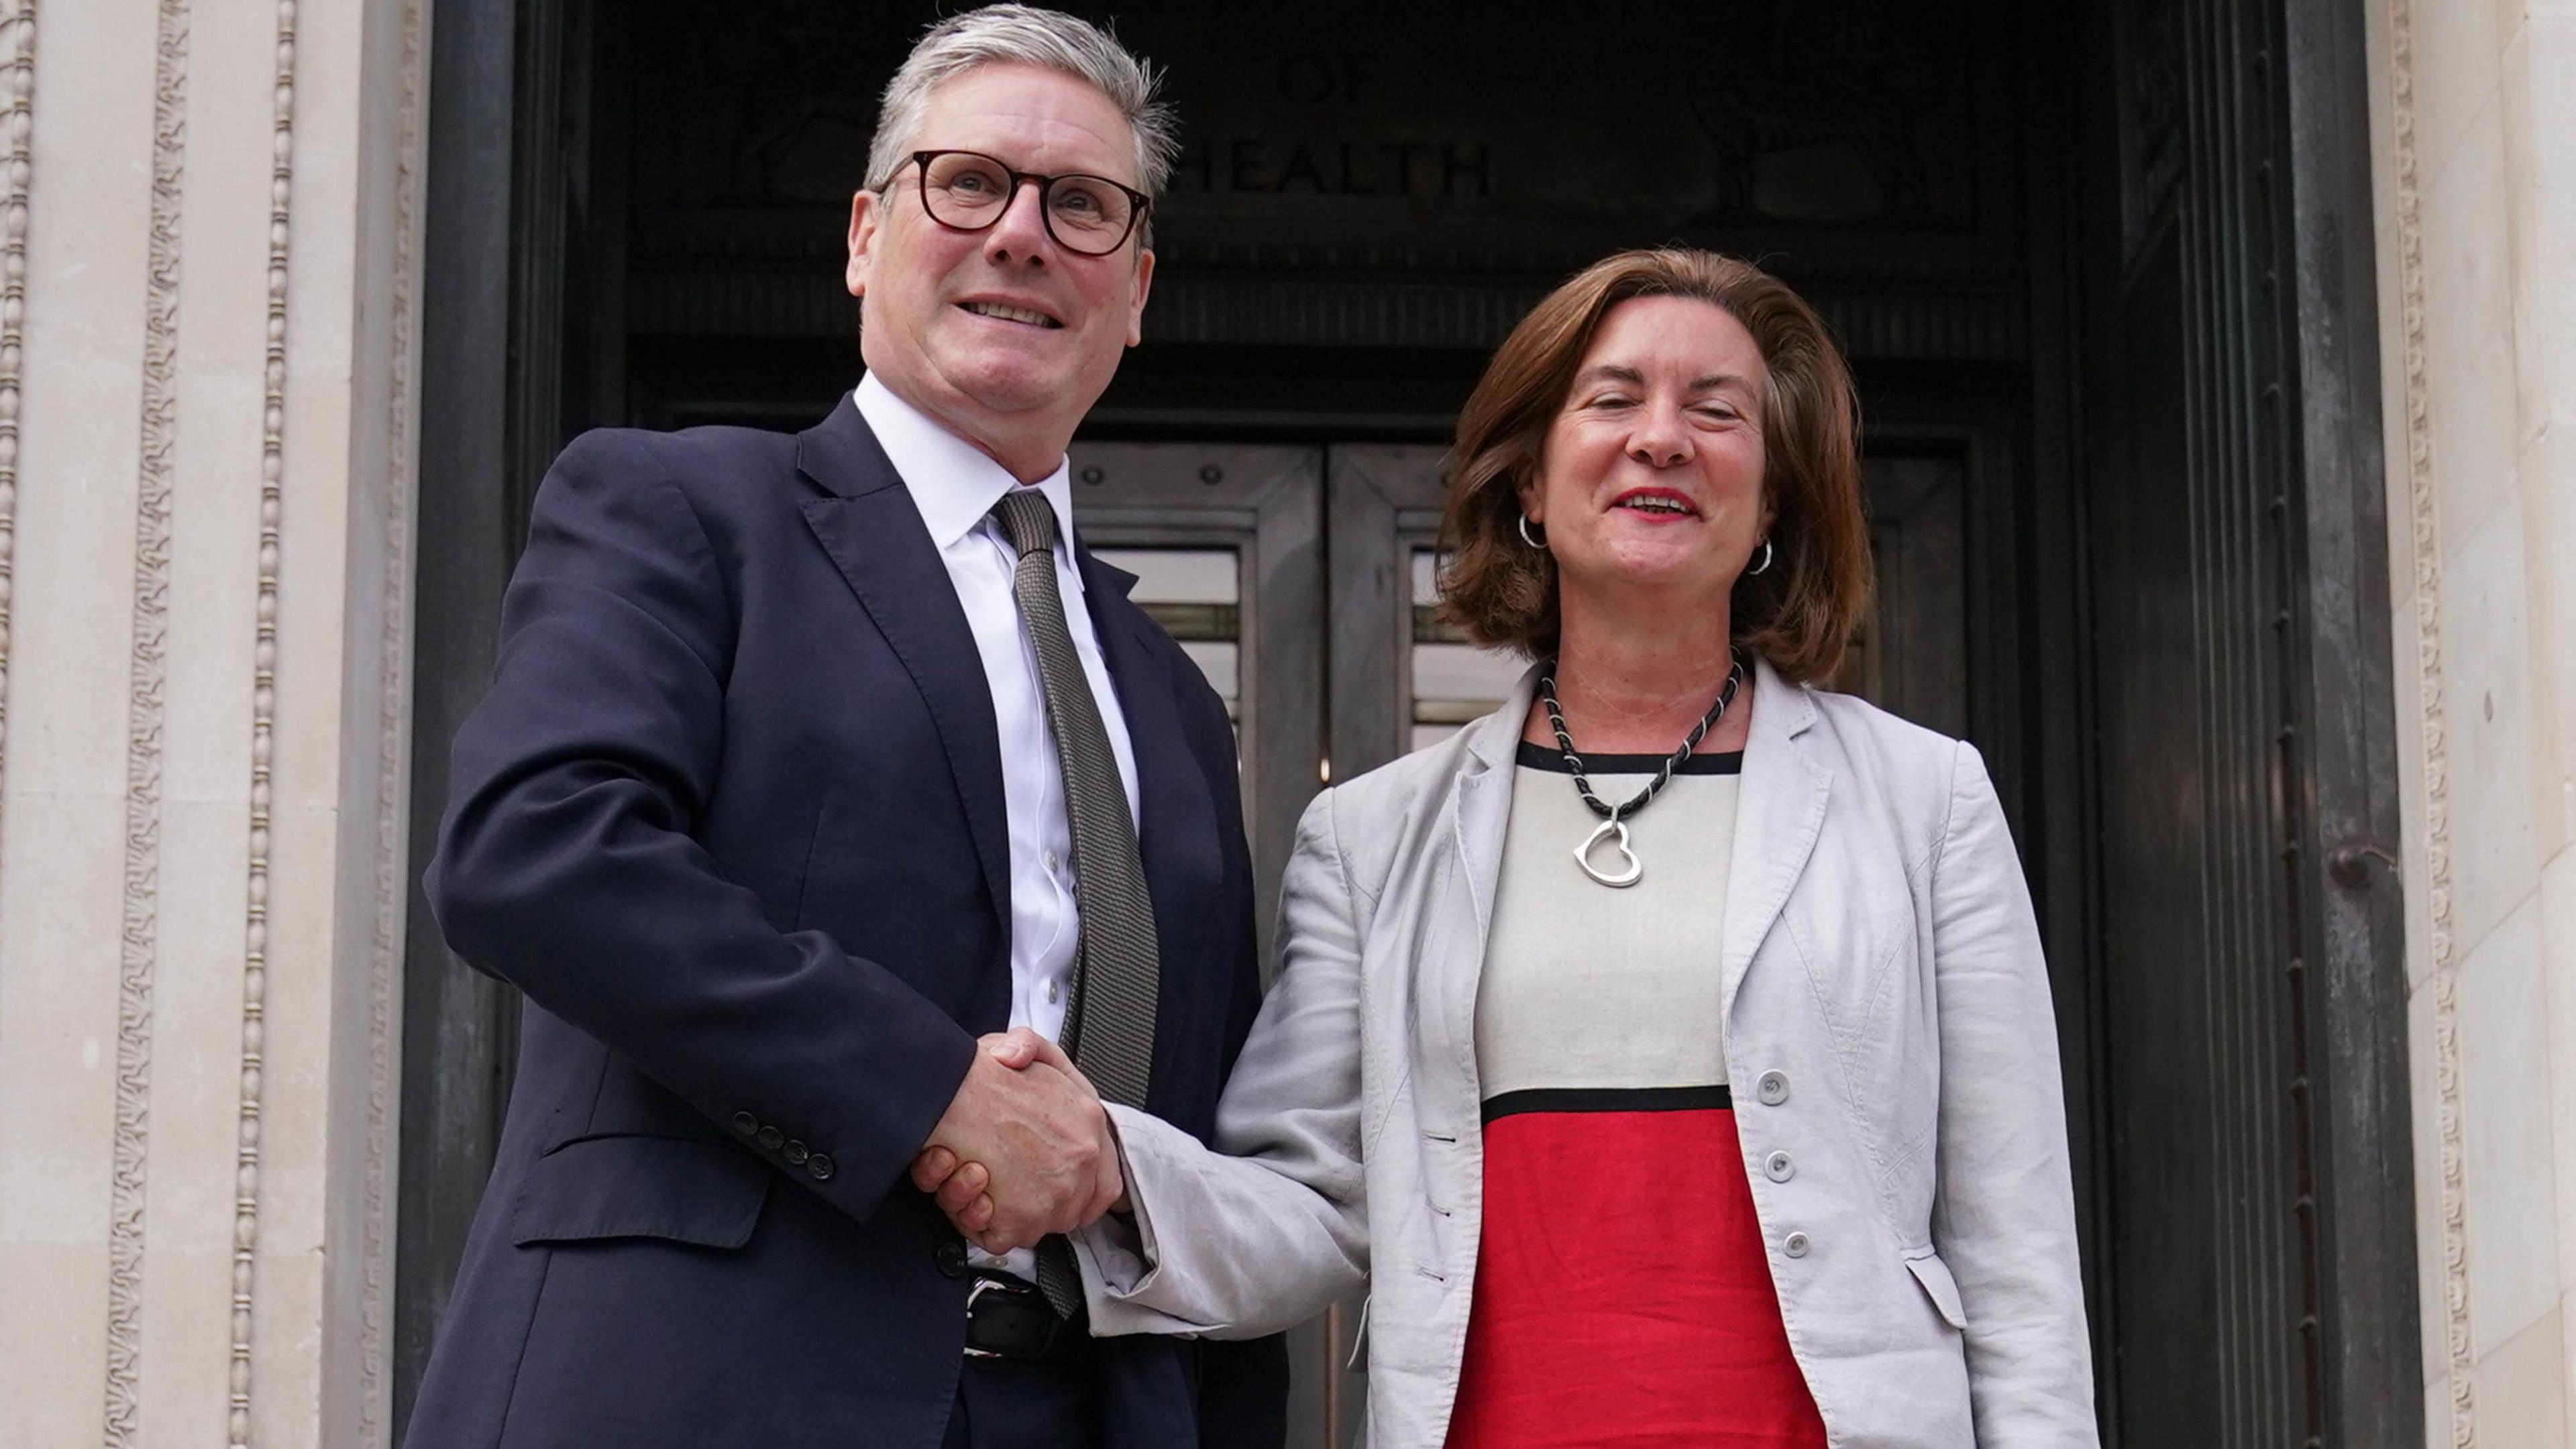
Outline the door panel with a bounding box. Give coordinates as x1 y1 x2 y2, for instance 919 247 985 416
1065 443 1326 971
1062 442 1342 1448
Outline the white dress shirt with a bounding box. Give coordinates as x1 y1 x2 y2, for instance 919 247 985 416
853 373 1142 1279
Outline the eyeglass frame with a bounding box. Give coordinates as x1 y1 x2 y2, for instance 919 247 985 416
883 149 1154 257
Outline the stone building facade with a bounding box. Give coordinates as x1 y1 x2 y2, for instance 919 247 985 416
2374 0 2576 1438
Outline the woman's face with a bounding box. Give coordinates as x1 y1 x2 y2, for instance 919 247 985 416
1521 295 1774 613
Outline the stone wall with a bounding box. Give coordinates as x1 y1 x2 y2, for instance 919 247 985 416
0 0 427 1444
2372 0 2576 1442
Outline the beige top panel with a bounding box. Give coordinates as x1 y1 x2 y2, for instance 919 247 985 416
1477 752 1741 1099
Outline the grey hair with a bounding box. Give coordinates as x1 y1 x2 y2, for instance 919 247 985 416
867 5 1179 244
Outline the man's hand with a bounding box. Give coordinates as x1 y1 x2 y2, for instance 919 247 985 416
912 1030 1124 1253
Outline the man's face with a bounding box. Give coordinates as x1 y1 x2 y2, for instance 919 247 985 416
847 64 1155 477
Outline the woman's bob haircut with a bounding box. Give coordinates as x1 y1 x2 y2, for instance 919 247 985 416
1437 248 1874 684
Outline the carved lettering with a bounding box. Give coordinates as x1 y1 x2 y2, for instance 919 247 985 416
1277 142 1328 192
1169 136 1495 199
1336 141 1377 196
1442 142 1491 198
1278 54 1336 105
1275 51 1376 106
1229 138 1268 191
1383 142 1430 195
1175 137 1215 193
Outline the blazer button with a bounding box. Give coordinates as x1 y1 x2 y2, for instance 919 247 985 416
1764 1150 1795 1183
934 1240 967 1278
731 1111 759 1138
1783 1231 1811 1258
756 1125 784 1152
1756 1071 1789 1106
783 1140 810 1165
806 1152 836 1181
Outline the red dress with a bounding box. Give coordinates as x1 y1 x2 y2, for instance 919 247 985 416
1444 1088 1828 1448
1446 747 1827 1448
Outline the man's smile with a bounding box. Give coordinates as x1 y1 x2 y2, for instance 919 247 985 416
959 298 1065 329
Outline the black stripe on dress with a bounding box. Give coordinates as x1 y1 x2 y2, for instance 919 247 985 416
1481 1083 1735 1123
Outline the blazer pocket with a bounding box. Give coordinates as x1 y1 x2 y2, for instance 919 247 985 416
512 1134 773 1249
1904 1250 1969 1331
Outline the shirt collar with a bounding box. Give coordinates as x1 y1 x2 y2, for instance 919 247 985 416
853 372 1082 582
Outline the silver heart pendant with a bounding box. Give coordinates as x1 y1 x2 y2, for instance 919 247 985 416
1575 817 1643 888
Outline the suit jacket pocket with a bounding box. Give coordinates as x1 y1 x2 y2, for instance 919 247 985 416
512 1133 773 1249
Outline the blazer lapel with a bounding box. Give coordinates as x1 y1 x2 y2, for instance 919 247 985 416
1433 668 1539 1087
794 398 1012 930
1721 657 1831 1023
1077 547 1223 1108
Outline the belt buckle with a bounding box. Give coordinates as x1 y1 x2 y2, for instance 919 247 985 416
962 1275 1012 1360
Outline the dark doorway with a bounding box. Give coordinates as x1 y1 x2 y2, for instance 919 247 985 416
400 2 2418 1444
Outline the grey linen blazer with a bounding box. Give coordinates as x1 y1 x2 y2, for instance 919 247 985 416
1071 660 2098 1448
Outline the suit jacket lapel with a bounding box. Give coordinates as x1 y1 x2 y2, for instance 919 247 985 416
1077 547 1221 1109
794 398 1013 930
1721 657 1831 1023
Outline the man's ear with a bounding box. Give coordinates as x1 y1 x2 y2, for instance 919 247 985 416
847 190 881 299
1125 246 1155 348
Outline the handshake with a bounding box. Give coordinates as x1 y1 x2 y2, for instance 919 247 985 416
909 1028 1128 1253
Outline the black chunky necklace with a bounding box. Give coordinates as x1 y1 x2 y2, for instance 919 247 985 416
1536 651 1746 888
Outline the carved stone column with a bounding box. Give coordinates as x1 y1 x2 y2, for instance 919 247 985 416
0 0 430 1444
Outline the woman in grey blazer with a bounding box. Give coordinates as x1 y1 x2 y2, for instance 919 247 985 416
920 248 2096 1447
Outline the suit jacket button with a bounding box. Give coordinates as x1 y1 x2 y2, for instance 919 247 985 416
806 1152 836 1181
1764 1150 1795 1183
756 1125 784 1152
1783 1231 1812 1258
934 1240 967 1278
731 1111 759 1138
1756 1071 1789 1106
783 1140 810 1165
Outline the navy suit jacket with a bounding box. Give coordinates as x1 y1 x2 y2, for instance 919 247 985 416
405 398 1286 1448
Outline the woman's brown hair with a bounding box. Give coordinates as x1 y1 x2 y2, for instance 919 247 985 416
1437 248 1873 684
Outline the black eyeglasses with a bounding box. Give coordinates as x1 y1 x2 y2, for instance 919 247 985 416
888 149 1151 257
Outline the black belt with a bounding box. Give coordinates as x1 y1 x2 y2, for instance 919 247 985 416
964 1270 1085 1362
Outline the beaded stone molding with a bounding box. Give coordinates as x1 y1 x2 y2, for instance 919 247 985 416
358 0 431 1437
0 1 31 926
2386 0 2471 1442
106 0 189 1442
227 1 302 1444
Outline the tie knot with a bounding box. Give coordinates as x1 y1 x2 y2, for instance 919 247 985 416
991 487 1059 559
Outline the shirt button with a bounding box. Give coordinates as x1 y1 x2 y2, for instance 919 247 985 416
1784 1232 1811 1259
1044 851 1061 873
1046 980 1062 1004
1765 1150 1795 1183
1756 1071 1789 1106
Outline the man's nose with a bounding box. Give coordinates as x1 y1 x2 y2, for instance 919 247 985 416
983 178 1055 264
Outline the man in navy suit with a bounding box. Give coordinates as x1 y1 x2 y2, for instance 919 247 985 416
403 8 1283 1446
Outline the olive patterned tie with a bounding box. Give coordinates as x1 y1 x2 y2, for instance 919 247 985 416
990 486 1161 1319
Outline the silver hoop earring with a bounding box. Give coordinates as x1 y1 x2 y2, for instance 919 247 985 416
1747 537 1774 576
1518 515 1545 549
